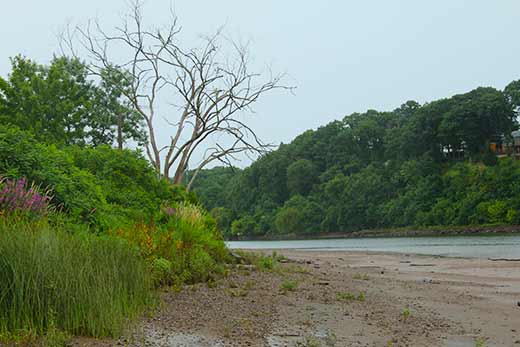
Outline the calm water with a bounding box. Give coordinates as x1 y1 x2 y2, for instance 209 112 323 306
226 234 520 259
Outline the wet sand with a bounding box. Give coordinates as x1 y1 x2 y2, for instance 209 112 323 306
71 250 520 347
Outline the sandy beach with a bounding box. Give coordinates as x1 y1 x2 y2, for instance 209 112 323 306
71 250 520 347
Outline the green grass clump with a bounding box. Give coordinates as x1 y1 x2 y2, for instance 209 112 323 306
475 337 487 347
280 280 298 293
0 220 154 338
336 291 366 302
352 273 370 280
401 307 411 321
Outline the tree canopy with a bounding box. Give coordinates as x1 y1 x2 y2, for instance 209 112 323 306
190 82 520 238
0 56 145 148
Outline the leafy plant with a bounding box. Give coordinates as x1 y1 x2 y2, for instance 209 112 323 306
475 337 487 347
401 307 411 321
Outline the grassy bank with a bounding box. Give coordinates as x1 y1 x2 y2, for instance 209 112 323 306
0 219 154 339
0 176 229 345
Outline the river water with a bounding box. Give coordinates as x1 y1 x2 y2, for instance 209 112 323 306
226 234 520 259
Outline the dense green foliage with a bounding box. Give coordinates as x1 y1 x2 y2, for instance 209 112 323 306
0 56 229 342
0 56 145 148
0 125 173 230
191 82 520 238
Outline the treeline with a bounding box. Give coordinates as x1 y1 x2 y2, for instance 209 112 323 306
191 81 520 238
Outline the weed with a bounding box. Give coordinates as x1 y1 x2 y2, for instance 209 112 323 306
323 331 337 346
206 279 219 288
475 337 487 347
42 327 69 347
280 263 310 275
280 280 298 293
221 323 232 339
296 336 321 347
401 307 411 321
336 291 366 302
228 288 249 297
233 251 279 272
243 280 257 290
353 273 370 280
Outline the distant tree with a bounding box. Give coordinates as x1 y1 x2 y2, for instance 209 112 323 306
210 207 235 234
274 206 303 234
438 87 516 157
286 159 318 196
274 195 323 234
504 80 520 115
230 215 259 237
188 81 520 238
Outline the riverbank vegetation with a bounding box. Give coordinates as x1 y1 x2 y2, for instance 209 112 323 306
191 81 520 238
0 134 228 343
0 56 228 343
0 0 289 339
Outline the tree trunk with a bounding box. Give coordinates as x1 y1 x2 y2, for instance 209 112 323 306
117 114 123 150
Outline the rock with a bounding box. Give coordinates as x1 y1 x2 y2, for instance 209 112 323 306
230 251 246 264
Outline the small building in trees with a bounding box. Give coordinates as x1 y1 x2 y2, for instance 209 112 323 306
490 130 520 158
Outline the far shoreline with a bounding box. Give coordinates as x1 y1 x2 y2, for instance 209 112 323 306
226 224 520 241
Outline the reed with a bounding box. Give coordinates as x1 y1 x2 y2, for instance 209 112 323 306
0 219 154 338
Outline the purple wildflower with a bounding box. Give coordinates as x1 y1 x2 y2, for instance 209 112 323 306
0 176 52 217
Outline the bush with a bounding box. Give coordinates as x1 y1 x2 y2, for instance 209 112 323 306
115 202 228 285
0 218 153 338
0 126 187 231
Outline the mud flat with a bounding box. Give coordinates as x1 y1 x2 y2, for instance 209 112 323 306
71 250 520 347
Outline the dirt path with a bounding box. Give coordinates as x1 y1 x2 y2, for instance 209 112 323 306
72 250 520 347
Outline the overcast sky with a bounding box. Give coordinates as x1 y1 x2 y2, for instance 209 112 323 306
1 1 519 166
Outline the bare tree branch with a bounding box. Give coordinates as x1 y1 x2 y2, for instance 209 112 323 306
63 0 294 184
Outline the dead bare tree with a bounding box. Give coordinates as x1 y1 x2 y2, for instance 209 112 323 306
62 1 292 187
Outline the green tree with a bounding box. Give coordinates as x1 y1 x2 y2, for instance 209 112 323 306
0 56 145 148
286 159 318 196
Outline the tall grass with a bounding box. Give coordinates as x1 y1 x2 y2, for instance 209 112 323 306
0 219 154 338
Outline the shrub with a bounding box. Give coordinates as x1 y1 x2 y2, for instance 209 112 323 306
152 257 173 286
0 218 154 338
115 202 228 285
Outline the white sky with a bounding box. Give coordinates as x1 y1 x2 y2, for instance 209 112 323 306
1 1 519 167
